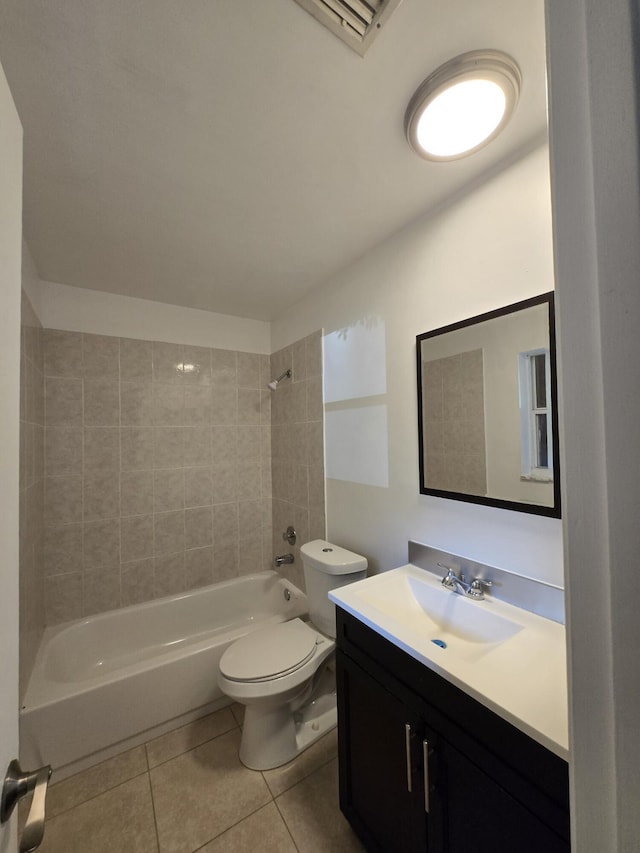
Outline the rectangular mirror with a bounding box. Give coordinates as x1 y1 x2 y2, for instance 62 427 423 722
416 292 561 517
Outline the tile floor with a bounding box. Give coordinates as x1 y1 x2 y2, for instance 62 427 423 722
35 705 365 853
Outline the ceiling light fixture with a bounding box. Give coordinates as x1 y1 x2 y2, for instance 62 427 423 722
405 50 521 162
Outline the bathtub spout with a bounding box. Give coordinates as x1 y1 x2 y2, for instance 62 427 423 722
274 553 294 567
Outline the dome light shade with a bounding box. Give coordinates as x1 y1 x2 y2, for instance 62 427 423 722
405 51 521 161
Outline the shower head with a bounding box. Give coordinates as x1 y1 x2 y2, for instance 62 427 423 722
267 368 292 392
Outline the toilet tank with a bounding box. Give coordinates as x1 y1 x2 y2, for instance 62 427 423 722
300 540 367 637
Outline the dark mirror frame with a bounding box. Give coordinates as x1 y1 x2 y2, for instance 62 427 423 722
416 292 561 518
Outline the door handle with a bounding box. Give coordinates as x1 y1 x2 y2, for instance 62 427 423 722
1 759 52 852
405 723 413 792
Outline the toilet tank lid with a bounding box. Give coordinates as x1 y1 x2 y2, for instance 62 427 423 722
300 540 368 575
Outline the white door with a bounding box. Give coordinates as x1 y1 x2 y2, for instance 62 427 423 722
0 56 24 853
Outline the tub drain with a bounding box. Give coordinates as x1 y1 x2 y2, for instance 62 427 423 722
431 638 447 649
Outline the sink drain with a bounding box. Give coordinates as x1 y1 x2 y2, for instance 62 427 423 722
431 638 447 649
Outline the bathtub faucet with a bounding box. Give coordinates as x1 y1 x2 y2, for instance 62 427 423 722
274 553 294 567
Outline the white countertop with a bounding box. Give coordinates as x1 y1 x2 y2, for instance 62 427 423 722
330 564 569 760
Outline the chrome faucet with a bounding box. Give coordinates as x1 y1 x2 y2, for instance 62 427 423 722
439 564 492 600
274 553 294 567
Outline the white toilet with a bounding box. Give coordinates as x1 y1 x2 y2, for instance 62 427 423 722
218 539 367 770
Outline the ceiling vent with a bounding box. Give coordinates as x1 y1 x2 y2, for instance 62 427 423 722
292 0 403 56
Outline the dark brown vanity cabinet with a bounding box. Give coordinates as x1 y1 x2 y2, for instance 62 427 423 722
335 609 570 853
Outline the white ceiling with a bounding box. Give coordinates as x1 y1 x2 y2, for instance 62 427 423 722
0 0 548 321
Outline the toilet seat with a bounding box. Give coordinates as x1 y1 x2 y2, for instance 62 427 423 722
219 618 323 683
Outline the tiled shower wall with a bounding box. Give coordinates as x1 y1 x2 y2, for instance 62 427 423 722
421 349 487 496
19 291 45 698
42 331 274 624
270 332 326 591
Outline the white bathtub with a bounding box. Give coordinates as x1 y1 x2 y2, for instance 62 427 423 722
21 571 307 776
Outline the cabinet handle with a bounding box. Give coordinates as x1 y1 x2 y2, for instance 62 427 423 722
423 740 430 813
405 723 413 793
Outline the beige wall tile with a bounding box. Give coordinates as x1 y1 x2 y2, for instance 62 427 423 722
120 427 154 470
121 514 154 562
154 552 185 598
260 388 271 424
84 472 120 521
45 475 83 525
45 427 83 475
237 426 260 462
183 426 212 466
45 378 83 426
121 559 155 606
44 572 83 624
211 427 237 464
211 349 237 386
211 385 237 425
120 382 154 426
213 502 238 541
238 500 262 538
120 338 152 382
43 329 82 378
153 427 184 469
150 730 271 853
237 532 262 576
83 518 120 569
183 346 211 385
83 567 121 616
291 338 307 382
213 540 239 581
237 388 261 425
184 385 212 426
291 381 307 423
236 460 259 502
212 462 238 504
154 510 185 555
152 383 183 426
185 466 213 508
84 427 120 471
153 341 184 383
305 331 323 379
236 352 261 388
120 470 154 516
82 334 119 381
44 524 83 576
83 380 119 426
307 421 324 467
185 546 214 589
185 506 213 550
153 468 185 512
307 376 324 422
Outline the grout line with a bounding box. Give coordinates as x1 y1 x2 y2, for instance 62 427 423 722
46 769 149 821
273 797 301 853
145 720 239 771
147 767 162 853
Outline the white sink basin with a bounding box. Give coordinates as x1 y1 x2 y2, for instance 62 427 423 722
343 568 524 662
329 563 569 759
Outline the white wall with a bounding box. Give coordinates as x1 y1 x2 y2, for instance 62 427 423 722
547 0 640 849
0 56 22 853
272 144 564 587
32 279 271 353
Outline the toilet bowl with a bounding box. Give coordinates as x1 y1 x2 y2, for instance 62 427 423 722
218 540 367 770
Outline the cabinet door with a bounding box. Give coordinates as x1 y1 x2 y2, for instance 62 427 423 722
438 737 569 853
336 651 430 852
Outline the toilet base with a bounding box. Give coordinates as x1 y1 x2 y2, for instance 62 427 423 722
238 667 337 770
